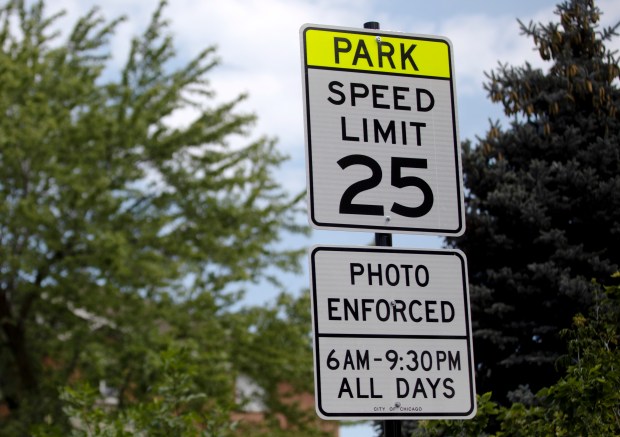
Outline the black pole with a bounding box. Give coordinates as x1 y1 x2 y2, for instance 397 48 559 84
375 232 392 247
384 420 402 437
364 19 390 255
365 17 401 437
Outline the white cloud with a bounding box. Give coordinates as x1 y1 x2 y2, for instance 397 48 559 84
162 0 377 152
40 0 620 195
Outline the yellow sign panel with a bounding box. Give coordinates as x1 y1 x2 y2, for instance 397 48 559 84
303 26 452 78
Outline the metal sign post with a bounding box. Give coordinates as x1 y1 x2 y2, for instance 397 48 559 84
300 19 475 436
367 20 399 437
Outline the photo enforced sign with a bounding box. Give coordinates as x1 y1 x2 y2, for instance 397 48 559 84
309 246 476 420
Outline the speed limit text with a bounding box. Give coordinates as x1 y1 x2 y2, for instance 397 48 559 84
328 81 434 146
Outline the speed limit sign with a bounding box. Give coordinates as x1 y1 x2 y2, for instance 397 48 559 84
300 24 465 236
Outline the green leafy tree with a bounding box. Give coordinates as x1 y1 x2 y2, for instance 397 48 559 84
0 0 315 434
35 344 237 437
28 290 322 437
449 0 620 402
410 275 620 436
496 282 620 436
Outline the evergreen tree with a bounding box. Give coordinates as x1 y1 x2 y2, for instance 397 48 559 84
0 1 313 433
449 0 620 402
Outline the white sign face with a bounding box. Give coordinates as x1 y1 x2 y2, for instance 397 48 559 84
300 24 464 235
309 246 476 420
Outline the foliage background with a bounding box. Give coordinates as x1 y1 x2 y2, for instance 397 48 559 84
0 1 322 435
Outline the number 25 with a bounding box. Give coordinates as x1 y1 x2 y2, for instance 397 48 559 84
337 155 434 218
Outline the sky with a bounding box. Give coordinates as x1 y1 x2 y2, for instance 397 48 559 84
48 0 620 435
